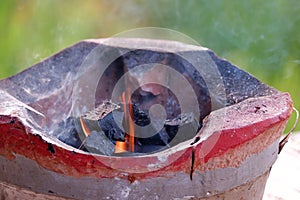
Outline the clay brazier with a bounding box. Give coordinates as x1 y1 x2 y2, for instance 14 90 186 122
0 38 293 199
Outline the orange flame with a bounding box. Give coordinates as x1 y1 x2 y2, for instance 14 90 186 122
79 116 91 137
114 91 135 153
128 97 135 152
114 140 127 153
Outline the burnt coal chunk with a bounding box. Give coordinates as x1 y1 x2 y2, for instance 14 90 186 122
164 123 180 139
52 117 83 149
136 124 178 147
132 103 151 126
98 111 126 142
134 121 191 154
134 113 200 153
83 130 115 155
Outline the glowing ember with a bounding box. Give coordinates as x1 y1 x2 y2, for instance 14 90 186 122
114 141 127 153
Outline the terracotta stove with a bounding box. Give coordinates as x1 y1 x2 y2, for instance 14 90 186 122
0 38 293 199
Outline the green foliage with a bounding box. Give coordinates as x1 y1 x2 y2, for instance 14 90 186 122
0 0 299 130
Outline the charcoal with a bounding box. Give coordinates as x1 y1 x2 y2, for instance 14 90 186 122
51 117 83 149
81 101 200 154
98 111 126 142
52 101 124 151
83 130 115 155
132 103 151 126
52 99 200 155
82 101 125 143
135 113 200 153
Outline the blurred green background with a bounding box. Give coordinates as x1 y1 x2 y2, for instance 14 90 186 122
0 0 299 131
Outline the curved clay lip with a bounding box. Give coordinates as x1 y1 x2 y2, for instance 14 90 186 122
0 90 293 178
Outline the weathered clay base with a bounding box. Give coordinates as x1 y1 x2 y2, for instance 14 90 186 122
0 182 70 200
202 171 270 200
0 171 269 200
0 136 279 200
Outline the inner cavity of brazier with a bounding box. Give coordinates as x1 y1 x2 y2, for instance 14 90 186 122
0 39 276 157
51 49 212 156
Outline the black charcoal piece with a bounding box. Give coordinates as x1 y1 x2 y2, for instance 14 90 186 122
81 101 125 143
83 130 115 155
132 103 151 126
135 113 200 153
52 117 83 149
98 111 126 142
